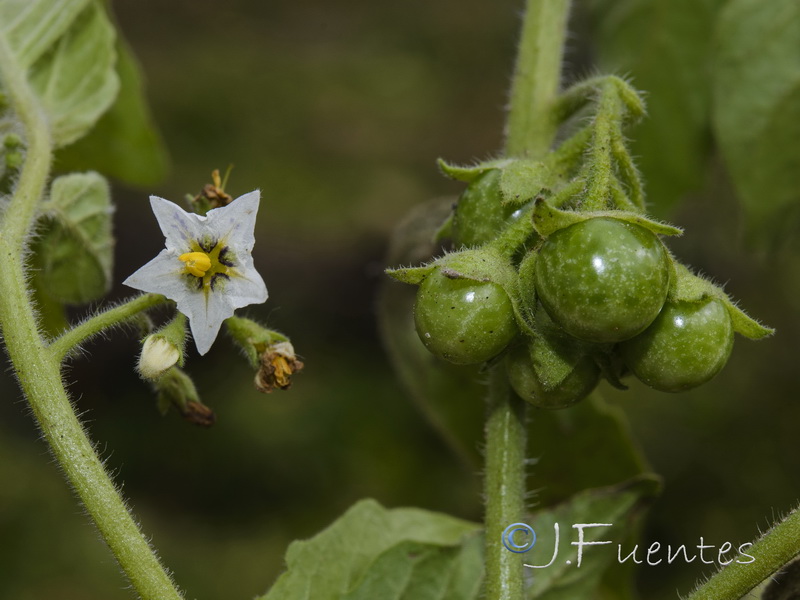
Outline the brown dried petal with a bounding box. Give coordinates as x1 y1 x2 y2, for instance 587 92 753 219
255 347 304 393
180 401 216 427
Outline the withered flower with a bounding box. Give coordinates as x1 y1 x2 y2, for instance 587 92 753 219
255 341 304 393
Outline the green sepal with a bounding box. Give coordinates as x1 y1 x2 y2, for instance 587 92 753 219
595 350 629 391
436 157 510 182
499 159 556 206
225 316 289 369
725 301 774 340
434 247 517 291
384 264 437 286
387 246 516 290
671 264 774 340
531 197 683 238
510 250 537 336
155 367 199 415
34 171 114 304
149 312 188 368
153 367 215 427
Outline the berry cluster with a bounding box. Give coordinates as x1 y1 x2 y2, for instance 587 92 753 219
388 77 771 408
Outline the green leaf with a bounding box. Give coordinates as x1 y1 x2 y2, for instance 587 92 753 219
528 394 655 507
712 0 800 241
344 537 483 600
589 0 724 215
260 499 482 600
35 171 113 304
0 0 119 147
523 477 660 600
377 199 486 469
55 35 169 186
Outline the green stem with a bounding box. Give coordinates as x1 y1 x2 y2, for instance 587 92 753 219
51 293 169 362
482 1 570 596
484 366 528 600
0 37 184 600
0 35 51 247
685 506 800 600
505 0 571 158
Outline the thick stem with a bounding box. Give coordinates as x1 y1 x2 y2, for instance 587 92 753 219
0 36 184 600
484 366 527 600
482 1 570 595
505 0 571 158
51 293 168 362
685 506 800 600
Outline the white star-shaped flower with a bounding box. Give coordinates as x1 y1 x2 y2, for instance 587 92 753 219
124 191 268 355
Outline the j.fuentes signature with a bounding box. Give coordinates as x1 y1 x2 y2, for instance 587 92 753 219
502 522 755 568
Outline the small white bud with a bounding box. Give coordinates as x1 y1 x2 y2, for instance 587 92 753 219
138 336 180 380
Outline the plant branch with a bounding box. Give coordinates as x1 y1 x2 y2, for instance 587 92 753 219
484 365 528 600
0 36 185 600
50 293 169 362
684 506 800 600
505 0 571 158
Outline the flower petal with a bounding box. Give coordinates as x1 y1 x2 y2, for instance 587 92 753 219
123 250 186 298
206 190 260 252
226 254 269 308
150 196 205 253
184 289 236 355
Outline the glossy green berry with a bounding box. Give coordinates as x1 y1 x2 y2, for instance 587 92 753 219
620 298 734 392
453 170 525 247
506 342 599 409
414 269 518 365
533 218 670 343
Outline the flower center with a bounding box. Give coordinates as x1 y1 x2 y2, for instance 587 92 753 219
179 251 212 277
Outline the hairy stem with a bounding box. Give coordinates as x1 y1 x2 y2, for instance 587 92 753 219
685 506 800 600
0 35 51 247
484 366 528 600
51 293 169 362
505 0 571 158
482 1 571 596
583 82 620 211
0 36 184 600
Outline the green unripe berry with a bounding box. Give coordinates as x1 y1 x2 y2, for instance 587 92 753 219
453 170 524 247
414 269 518 365
506 342 599 409
533 218 670 343
620 298 734 392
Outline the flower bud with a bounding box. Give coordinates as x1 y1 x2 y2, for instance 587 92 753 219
138 335 180 380
136 313 187 380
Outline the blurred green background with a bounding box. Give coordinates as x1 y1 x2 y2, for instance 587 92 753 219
0 0 797 598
